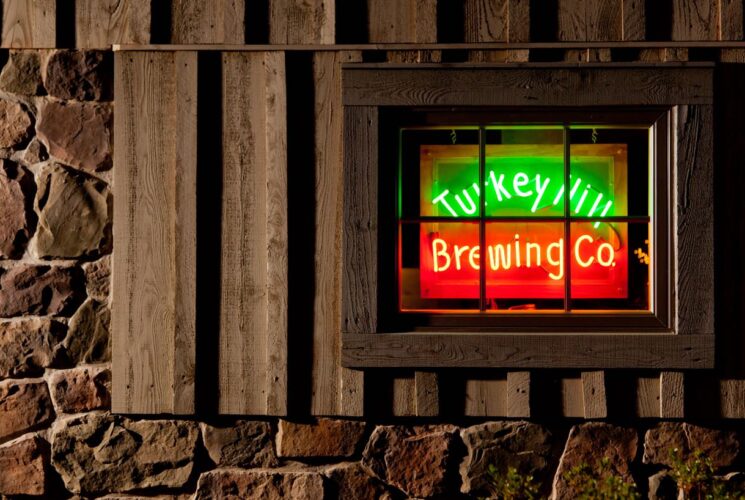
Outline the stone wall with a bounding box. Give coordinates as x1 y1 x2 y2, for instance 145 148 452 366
0 49 743 499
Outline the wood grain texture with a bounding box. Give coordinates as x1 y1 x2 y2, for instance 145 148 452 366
675 105 714 335
509 0 530 42
581 371 607 418
76 0 151 48
586 0 622 41
558 0 585 41
672 0 718 40
720 0 744 40
112 51 196 414
343 66 714 107
465 0 508 42
172 0 244 44
270 0 334 44
507 371 530 417
312 51 364 416
636 376 661 417
415 371 439 416
465 376 507 416
367 0 437 42
220 52 288 415
561 377 584 417
343 333 714 369
660 371 684 418
622 0 645 40
720 380 745 418
2 0 55 48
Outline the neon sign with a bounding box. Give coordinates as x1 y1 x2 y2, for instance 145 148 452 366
413 143 631 302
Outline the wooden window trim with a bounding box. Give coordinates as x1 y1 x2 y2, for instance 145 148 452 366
341 63 715 370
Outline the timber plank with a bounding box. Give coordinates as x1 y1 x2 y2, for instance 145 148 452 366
622 0 645 40
507 371 530 417
312 51 364 416
113 52 196 414
368 0 437 43
660 371 684 418
720 0 744 40
581 371 607 418
172 0 245 44
270 0 334 44
509 0 530 42
586 0 622 41
675 105 714 335
561 376 584 417
342 66 713 107
636 376 660 417
415 371 439 416
76 0 151 48
465 0 507 42
558 0 585 41
672 0 718 40
465 376 507 416
2 0 55 47
220 52 288 415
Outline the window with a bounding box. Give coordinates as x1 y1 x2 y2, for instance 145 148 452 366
342 64 714 369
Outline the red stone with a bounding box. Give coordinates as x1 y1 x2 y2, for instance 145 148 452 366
0 437 48 496
0 380 55 442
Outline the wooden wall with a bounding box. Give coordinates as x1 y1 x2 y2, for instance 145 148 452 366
103 0 745 419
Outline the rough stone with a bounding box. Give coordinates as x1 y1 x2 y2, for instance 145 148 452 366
44 50 112 101
0 379 54 442
82 255 110 300
48 366 111 413
195 468 326 500
643 422 740 468
0 318 66 378
20 137 48 165
460 421 556 496
34 163 110 258
0 99 32 149
551 423 638 500
0 50 43 95
324 462 398 500
362 425 459 498
277 418 367 458
64 298 110 363
0 264 82 317
648 470 678 500
0 436 49 496
36 100 112 172
200 420 277 468
51 413 198 494
0 160 34 258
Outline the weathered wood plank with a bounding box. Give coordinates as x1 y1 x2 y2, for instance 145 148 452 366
586 0 622 41
509 0 530 42
636 376 660 417
675 104 714 336
581 371 607 418
720 380 745 418
343 66 714 107
2 0 55 47
270 0 334 44
507 371 530 417
465 0 507 42
672 0 718 40
312 51 364 416
720 0 744 40
622 0 645 40
558 0 586 41
660 371 684 418
220 52 287 415
465 377 507 416
367 0 437 42
172 0 244 44
415 371 439 416
113 51 196 414
342 333 714 369
76 0 151 48
561 377 584 417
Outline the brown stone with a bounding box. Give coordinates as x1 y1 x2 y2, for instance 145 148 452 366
362 425 459 498
34 163 110 258
0 160 34 258
0 264 82 317
648 470 677 500
82 255 110 300
0 318 66 378
0 99 32 149
643 422 740 468
0 379 55 442
460 421 557 496
48 366 111 413
44 50 112 101
36 100 112 172
0 436 49 496
200 420 277 468
551 423 638 499
51 413 198 494
324 462 397 500
64 298 110 363
195 468 326 500
20 137 49 165
277 418 367 458
0 50 43 95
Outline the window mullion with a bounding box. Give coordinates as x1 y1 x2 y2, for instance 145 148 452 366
563 125 571 312
478 126 487 312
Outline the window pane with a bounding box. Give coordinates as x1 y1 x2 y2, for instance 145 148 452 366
569 127 650 218
484 222 565 311
400 128 480 219
484 127 564 217
569 222 651 311
400 222 481 311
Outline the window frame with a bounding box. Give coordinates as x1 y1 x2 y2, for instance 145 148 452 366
341 63 714 369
